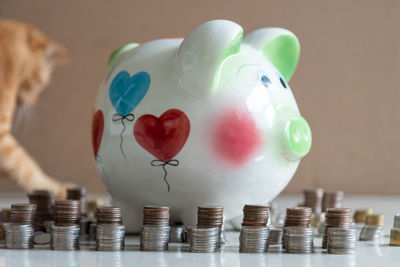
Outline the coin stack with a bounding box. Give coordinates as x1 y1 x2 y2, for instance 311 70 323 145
242 205 270 226
10 203 37 225
327 228 356 254
239 226 269 253
95 207 125 251
282 207 312 248
50 200 80 250
268 227 283 245
322 208 352 249
67 187 87 215
322 191 344 212
390 213 400 246
284 226 314 254
303 188 324 214
3 223 34 249
353 209 373 223
0 208 10 241
28 190 53 231
140 205 170 251
359 214 384 242
239 205 270 253
189 227 220 253
197 205 224 246
169 225 186 243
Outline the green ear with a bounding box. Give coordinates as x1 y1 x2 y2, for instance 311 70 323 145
244 28 300 81
108 43 139 68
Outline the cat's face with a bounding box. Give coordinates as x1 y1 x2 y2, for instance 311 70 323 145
17 26 69 106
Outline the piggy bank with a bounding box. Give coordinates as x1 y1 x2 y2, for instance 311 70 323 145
92 20 311 232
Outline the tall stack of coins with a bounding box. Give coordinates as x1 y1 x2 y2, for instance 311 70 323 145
197 205 224 246
4 203 36 249
239 205 270 253
327 228 356 254
239 226 269 253
303 188 324 214
28 190 53 231
353 209 373 223
140 206 170 251
189 227 219 253
96 207 125 251
282 207 312 249
322 191 344 212
322 208 352 249
284 226 314 254
67 187 87 215
51 200 80 250
359 214 384 242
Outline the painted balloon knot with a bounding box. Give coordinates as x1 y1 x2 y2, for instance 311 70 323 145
150 159 179 192
112 113 135 159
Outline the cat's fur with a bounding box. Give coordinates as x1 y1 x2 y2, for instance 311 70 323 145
0 18 71 197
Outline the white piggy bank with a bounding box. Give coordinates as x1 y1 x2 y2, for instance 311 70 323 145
92 20 312 232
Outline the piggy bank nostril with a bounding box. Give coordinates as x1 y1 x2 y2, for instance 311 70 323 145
284 116 312 158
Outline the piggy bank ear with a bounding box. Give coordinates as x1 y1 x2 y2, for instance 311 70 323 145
174 20 243 97
244 28 300 81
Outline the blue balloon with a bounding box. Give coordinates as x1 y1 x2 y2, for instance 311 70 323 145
109 71 150 116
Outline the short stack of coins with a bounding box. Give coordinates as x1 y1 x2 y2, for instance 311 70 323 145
67 187 87 215
327 228 356 254
140 205 170 251
282 207 312 249
322 191 344 212
322 208 352 249
284 226 314 253
359 214 384 241
269 227 283 245
353 209 373 224
28 190 53 231
390 213 400 247
4 203 36 249
303 188 324 214
169 225 186 243
190 227 219 252
51 200 80 250
239 205 270 253
0 208 10 241
197 205 224 246
96 207 125 251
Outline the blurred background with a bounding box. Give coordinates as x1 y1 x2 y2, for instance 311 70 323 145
0 0 399 194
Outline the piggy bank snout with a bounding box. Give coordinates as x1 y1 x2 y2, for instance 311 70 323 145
283 116 312 160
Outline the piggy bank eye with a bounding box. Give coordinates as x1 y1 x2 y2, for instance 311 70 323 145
261 75 271 87
279 76 287 89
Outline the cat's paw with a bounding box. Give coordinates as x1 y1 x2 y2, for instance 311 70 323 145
53 182 78 198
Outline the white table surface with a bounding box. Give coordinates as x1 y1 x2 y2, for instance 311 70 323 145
0 193 399 267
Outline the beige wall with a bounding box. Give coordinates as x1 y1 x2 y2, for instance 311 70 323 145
0 0 399 194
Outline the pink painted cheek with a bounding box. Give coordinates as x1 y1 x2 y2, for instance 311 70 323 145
212 107 261 166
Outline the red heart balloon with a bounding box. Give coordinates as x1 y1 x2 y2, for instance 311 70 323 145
134 109 190 162
92 110 104 157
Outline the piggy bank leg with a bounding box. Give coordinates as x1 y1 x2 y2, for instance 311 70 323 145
111 198 142 234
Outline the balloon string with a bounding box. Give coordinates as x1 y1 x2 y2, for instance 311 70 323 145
151 159 179 192
112 113 135 159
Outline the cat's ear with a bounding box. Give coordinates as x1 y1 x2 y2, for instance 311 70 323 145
174 20 243 97
45 40 70 63
244 28 300 81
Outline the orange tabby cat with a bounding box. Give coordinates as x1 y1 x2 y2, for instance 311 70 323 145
0 18 71 197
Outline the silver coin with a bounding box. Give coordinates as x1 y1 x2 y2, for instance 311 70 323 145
284 226 314 254
3 223 34 249
327 228 357 254
239 226 269 253
50 224 80 250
